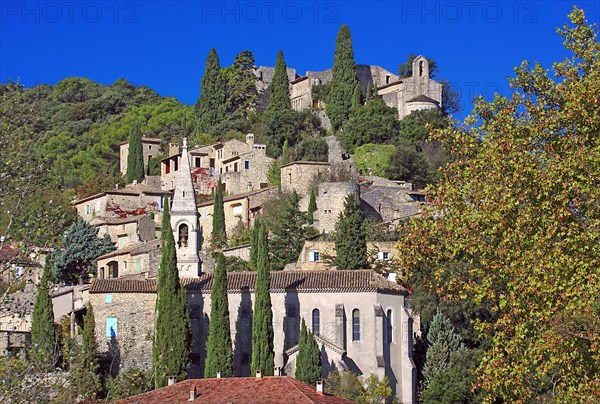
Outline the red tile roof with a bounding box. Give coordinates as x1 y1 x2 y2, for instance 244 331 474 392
90 270 405 294
117 376 356 404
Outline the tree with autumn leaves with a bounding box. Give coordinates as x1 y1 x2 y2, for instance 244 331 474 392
398 8 599 402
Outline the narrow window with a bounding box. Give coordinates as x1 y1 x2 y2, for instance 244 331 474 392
312 309 320 337
244 160 250 170
352 309 360 341
387 309 393 343
106 317 118 337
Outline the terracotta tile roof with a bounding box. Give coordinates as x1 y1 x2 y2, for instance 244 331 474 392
0 244 19 262
117 376 355 404
89 270 406 294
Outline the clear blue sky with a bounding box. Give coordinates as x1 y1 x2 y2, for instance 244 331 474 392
1 1 598 119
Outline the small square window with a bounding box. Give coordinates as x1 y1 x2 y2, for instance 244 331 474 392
105 294 113 304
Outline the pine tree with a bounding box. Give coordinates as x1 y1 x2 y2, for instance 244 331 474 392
30 263 56 367
195 48 226 135
326 25 358 130
125 125 145 184
423 310 463 382
153 196 191 388
211 178 227 248
204 253 233 378
266 50 291 113
70 304 101 400
251 220 274 375
334 194 367 270
269 191 306 270
295 319 321 386
307 188 317 225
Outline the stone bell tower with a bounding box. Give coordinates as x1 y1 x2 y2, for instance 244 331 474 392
170 137 201 277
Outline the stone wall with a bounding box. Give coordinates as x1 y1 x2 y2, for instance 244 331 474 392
300 181 359 234
359 182 422 223
90 292 156 371
280 162 331 196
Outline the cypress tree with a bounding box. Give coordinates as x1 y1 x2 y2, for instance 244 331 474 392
326 25 358 130
195 48 226 135
351 84 362 110
70 304 101 400
269 191 306 270
334 194 367 270
153 196 191 388
295 319 321 386
266 50 292 113
226 50 258 124
204 253 233 378
211 178 227 248
251 220 274 375
31 263 56 367
307 188 317 225
126 125 145 184
281 139 290 165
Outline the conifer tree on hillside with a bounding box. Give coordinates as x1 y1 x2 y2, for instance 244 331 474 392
225 50 258 125
281 139 290 165
266 50 292 113
195 48 226 135
70 304 101 400
211 178 227 249
307 188 317 224
327 25 359 130
31 263 56 367
295 319 321 386
269 191 306 270
125 125 145 184
153 196 191 388
251 220 274 375
351 83 361 110
204 253 233 378
334 194 367 270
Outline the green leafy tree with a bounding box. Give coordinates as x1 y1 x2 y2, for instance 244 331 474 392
211 178 227 248
30 264 56 367
251 220 274 375
354 143 396 177
269 191 306 270
307 188 317 224
70 304 101 400
334 195 367 270
204 253 233 378
327 25 359 130
295 319 321 386
398 109 448 144
295 136 329 162
195 48 226 135
397 8 600 401
107 368 153 400
125 125 145 184
342 96 399 153
325 370 365 402
360 375 393 404
266 50 292 113
52 218 115 284
385 140 430 189
153 196 191 388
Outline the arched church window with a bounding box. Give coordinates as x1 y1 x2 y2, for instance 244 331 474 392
178 224 189 248
312 309 320 336
419 61 424 76
352 309 360 341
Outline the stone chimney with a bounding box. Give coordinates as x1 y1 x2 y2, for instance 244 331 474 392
316 380 324 395
188 386 197 401
246 133 255 148
168 376 177 386
216 370 221 378
255 369 263 378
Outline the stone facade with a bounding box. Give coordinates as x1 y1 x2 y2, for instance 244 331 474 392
197 187 278 248
72 178 169 227
119 137 161 177
89 271 416 403
296 241 400 271
96 239 161 279
359 177 423 224
91 214 157 247
280 161 331 196
161 135 273 196
299 182 360 234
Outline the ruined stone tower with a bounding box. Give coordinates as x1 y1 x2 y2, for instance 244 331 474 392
170 137 201 277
